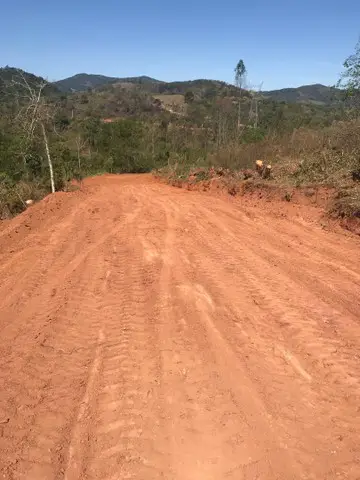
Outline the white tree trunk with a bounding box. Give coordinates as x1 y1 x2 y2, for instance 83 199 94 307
41 122 55 193
254 98 258 129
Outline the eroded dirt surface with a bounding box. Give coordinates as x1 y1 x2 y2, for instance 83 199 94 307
1 174 360 480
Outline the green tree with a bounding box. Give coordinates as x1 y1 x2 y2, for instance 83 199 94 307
338 39 360 110
339 39 360 91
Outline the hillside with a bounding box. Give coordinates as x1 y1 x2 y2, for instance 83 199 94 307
55 74 161 92
1 68 344 107
148 79 241 98
263 83 343 105
65 82 163 119
0 67 345 128
55 73 343 106
55 74 244 98
0 66 59 99
1 65 358 227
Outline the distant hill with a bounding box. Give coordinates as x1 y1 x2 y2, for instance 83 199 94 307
0 66 346 128
0 67 59 117
55 74 343 106
262 84 343 106
55 74 162 92
55 74 246 101
0 66 59 98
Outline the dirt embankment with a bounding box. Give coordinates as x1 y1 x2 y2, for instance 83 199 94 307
1 174 360 479
157 170 360 236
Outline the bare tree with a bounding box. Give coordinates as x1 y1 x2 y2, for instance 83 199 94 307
12 70 56 193
248 82 263 129
254 82 263 129
234 59 247 132
75 134 88 170
214 97 234 148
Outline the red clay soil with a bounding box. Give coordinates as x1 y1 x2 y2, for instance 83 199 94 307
1 174 360 480
172 176 360 236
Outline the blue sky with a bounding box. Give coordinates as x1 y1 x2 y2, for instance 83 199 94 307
1 0 359 89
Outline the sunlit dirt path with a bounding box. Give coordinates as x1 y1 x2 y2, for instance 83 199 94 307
0 174 359 479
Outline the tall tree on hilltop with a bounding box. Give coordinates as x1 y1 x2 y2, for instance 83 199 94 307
234 59 247 131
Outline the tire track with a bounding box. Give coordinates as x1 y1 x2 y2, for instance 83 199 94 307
0 187 139 479
84 204 166 480
193 201 360 395
0 246 106 480
151 198 299 479
167 195 360 479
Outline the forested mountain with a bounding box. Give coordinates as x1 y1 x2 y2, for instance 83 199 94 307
55 74 161 92
0 66 346 126
0 67 59 99
55 72 343 106
55 74 244 99
262 84 343 105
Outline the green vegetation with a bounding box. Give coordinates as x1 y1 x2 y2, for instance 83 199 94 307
338 39 360 111
1 43 360 221
339 39 360 92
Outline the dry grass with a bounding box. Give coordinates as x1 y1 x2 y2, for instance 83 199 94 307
153 94 185 106
202 120 360 187
0 178 48 219
155 119 360 219
329 187 360 218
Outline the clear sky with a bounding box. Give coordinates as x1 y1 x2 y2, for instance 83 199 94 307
1 0 359 90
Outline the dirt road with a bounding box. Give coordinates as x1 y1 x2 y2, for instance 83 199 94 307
0 175 360 479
